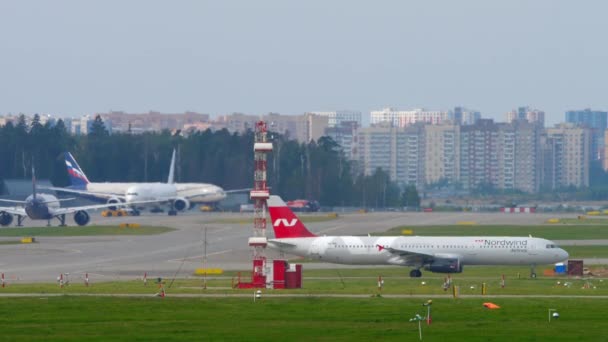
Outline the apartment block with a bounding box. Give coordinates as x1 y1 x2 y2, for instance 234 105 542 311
506 107 545 127
309 110 362 128
423 124 460 185
215 112 329 144
452 107 481 125
324 121 359 160
460 119 499 191
370 107 450 128
357 126 425 188
544 123 591 188
566 108 607 161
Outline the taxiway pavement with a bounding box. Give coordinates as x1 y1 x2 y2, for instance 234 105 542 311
0 211 600 282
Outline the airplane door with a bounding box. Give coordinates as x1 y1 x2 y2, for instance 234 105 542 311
326 241 339 262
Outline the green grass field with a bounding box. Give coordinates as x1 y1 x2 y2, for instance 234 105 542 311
0 296 606 341
0 225 174 237
561 245 608 258
557 218 608 225
382 225 608 240
2 265 607 296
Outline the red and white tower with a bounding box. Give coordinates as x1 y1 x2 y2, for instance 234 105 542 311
239 121 272 288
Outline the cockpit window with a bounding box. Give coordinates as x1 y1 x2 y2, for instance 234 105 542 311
546 244 557 249
127 192 139 196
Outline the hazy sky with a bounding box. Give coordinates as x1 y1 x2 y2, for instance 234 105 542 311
1 1 607 125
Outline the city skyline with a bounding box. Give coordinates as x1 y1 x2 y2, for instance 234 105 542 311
1 1 607 126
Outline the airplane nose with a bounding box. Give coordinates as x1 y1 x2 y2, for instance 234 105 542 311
560 248 569 261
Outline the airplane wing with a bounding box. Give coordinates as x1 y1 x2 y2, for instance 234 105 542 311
377 245 435 266
268 240 297 248
42 187 126 200
52 200 166 216
0 199 28 204
41 198 76 204
0 206 27 216
224 188 251 194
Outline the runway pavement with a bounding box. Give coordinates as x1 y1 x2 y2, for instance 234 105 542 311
0 211 601 282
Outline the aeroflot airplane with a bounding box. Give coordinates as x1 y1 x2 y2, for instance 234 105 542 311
48 150 244 215
0 168 151 226
267 196 569 277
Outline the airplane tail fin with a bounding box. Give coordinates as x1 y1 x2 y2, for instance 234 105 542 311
64 152 90 188
167 148 176 184
31 165 37 200
267 195 316 238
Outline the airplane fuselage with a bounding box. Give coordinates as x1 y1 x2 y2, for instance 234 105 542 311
268 236 568 267
126 183 176 201
81 182 226 203
23 193 60 220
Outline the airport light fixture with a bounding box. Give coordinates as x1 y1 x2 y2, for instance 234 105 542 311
548 308 559 322
422 300 432 325
409 313 424 341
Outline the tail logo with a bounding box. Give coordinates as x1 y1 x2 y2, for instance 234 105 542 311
273 218 298 227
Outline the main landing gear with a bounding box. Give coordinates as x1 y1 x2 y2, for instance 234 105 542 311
409 269 422 278
56 214 67 227
530 264 537 279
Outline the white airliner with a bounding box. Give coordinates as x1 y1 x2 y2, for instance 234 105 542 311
266 196 569 277
0 169 148 227
47 150 245 215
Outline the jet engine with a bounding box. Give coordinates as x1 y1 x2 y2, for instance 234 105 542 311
173 198 190 212
73 210 90 226
0 211 13 226
424 258 463 273
107 197 123 211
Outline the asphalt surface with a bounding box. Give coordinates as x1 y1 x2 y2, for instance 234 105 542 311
0 211 603 282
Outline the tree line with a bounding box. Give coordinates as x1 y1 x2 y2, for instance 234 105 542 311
0 115 419 208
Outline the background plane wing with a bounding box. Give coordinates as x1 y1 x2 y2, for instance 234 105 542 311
0 199 28 204
42 187 126 200
0 206 27 216
52 200 165 215
224 188 251 193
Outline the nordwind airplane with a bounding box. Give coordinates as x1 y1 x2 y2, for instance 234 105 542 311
47 150 245 215
267 196 569 278
0 168 147 227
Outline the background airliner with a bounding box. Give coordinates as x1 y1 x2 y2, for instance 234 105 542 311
48 150 243 215
267 196 569 278
0 169 139 226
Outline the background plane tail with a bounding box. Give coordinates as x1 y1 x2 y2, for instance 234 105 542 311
167 148 176 184
267 195 316 238
64 152 90 188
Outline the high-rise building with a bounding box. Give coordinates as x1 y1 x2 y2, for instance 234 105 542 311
497 121 541 193
544 123 591 189
97 111 209 133
215 112 329 143
370 108 450 128
565 108 607 161
309 110 362 128
460 119 499 191
452 107 481 125
324 121 359 160
506 107 545 127
423 124 460 185
459 119 540 193
357 125 425 188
